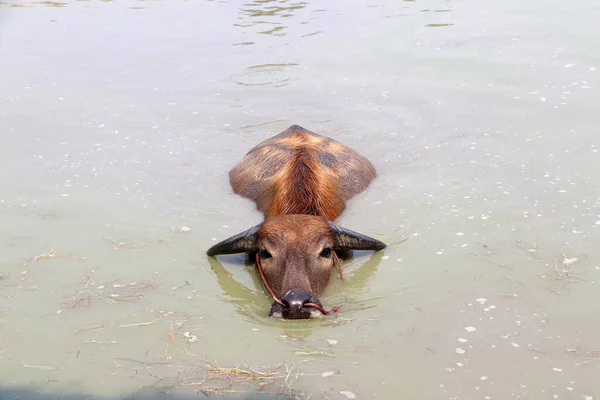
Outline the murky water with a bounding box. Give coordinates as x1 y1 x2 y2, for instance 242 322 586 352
1 0 600 399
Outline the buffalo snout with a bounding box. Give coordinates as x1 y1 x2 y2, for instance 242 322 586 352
268 289 323 319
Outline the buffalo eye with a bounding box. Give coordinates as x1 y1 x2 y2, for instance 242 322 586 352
259 249 272 259
320 247 332 258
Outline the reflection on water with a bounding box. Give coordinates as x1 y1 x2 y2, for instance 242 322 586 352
235 0 307 37
208 255 267 312
0 0 166 7
426 23 454 28
240 0 306 18
0 1 65 6
208 249 385 331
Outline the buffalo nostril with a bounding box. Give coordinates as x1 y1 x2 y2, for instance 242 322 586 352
280 290 312 310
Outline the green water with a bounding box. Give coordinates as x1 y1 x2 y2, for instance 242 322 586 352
1 0 599 399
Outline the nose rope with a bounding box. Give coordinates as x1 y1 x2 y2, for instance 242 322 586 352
304 302 342 315
255 252 343 315
255 253 286 307
333 251 344 282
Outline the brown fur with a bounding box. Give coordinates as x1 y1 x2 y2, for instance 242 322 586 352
229 125 376 221
257 215 335 297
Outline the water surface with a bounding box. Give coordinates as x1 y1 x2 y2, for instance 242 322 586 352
1 0 600 399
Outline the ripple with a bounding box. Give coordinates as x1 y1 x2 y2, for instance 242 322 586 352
426 23 455 28
230 63 299 88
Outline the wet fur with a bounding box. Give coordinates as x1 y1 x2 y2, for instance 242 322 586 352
229 125 376 221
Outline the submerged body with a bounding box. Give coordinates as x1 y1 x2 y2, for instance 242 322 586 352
207 125 386 319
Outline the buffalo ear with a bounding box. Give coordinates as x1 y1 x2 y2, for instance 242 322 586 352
327 221 386 251
206 223 262 256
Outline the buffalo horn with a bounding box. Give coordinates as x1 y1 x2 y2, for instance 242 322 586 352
327 221 386 251
206 223 262 256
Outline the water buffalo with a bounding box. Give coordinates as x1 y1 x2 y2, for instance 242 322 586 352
207 125 386 319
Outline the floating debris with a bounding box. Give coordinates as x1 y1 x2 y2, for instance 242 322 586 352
184 331 198 343
29 247 56 261
104 233 173 251
118 317 162 328
22 362 63 371
63 273 162 310
22 246 86 266
561 256 578 266
171 350 303 396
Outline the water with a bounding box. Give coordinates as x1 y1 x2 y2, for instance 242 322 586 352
1 0 600 399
